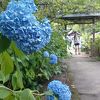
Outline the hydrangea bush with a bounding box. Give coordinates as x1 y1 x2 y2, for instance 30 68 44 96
0 0 70 100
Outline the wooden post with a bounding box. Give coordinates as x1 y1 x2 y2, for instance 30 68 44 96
64 24 67 38
64 24 67 30
91 18 96 56
64 24 69 53
92 18 95 42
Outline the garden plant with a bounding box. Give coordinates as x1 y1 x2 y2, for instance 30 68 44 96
0 0 71 100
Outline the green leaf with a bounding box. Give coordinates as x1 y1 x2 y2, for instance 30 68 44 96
54 96 58 100
0 70 10 83
36 96 41 100
0 36 11 53
10 42 28 60
0 54 1 64
0 71 10 83
0 71 3 81
12 71 24 90
4 95 16 100
43 70 50 80
19 89 36 100
26 69 35 80
1 52 14 77
0 86 12 99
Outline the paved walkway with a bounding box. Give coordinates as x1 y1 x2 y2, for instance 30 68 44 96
68 53 100 100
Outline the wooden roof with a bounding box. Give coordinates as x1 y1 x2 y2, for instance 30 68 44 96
59 13 100 24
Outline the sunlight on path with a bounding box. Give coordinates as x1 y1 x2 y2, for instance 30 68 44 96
72 52 90 58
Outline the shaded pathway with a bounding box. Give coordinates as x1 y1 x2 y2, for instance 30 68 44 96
68 53 100 100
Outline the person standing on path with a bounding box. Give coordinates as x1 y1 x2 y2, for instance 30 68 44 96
73 31 81 55
68 30 81 55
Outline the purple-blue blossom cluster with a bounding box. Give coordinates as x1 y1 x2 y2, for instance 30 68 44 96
47 80 71 100
50 54 57 64
0 0 52 54
43 51 58 64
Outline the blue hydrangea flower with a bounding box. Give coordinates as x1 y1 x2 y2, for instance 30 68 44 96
6 0 38 14
43 51 49 57
0 0 52 54
47 80 71 100
50 54 58 64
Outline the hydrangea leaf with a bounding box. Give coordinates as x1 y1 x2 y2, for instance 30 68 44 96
1 51 14 77
0 36 11 53
19 89 36 100
4 95 16 100
10 41 28 60
0 71 3 81
12 70 24 90
0 86 12 99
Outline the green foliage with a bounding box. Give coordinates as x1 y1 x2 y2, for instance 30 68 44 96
0 86 12 99
10 42 27 60
0 51 13 83
0 1 69 99
0 36 11 53
19 89 36 100
0 0 100 98
0 0 9 11
0 85 55 100
12 70 24 90
35 0 100 19
45 31 68 58
81 32 91 50
1 52 13 77
0 28 67 99
96 56 100 61
94 34 100 56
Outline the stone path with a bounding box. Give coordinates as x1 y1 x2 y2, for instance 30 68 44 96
68 53 100 100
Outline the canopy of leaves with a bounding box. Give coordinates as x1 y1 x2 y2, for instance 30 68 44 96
35 0 100 18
